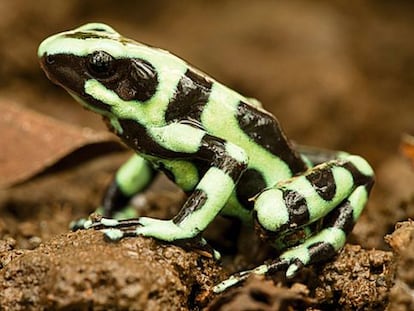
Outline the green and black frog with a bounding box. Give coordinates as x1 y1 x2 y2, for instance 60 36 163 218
38 23 374 292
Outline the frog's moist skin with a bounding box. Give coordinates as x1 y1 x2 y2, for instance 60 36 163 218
38 23 374 293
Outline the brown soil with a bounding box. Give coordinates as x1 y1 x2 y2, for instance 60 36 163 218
0 231 224 310
1 1 414 310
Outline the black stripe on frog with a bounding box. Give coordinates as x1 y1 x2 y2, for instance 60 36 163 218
165 68 213 123
236 101 307 175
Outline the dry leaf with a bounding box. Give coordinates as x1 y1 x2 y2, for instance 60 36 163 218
0 101 122 188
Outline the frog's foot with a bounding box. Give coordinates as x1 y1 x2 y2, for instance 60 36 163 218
70 205 139 231
213 259 292 293
213 217 354 293
85 215 141 231
70 212 109 231
70 213 106 231
88 216 221 259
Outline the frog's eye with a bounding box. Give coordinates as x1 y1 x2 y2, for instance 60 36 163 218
87 51 115 79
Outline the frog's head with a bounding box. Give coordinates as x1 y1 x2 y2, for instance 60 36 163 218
38 23 159 114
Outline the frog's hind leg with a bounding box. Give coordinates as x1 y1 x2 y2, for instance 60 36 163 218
276 184 370 277
213 154 374 293
254 154 373 238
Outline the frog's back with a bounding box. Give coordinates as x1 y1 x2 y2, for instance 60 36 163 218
200 83 304 177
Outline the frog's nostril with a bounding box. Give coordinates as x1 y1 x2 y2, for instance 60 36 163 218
46 55 55 65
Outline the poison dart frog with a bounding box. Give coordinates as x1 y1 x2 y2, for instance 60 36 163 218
38 23 374 292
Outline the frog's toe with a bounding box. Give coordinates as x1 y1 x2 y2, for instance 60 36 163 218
69 218 91 231
89 217 120 229
102 228 126 241
213 275 244 293
87 217 143 230
285 259 304 278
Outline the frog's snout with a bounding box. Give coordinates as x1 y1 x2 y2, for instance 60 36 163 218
38 51 86 97
38 53 59 85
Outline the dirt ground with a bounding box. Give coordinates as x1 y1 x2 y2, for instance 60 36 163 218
1 1 414 310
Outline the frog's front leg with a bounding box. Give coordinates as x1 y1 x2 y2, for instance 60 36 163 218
214 154 374 292
91 123 248 243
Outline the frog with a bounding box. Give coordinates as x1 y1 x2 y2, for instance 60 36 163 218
38 23 374 293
